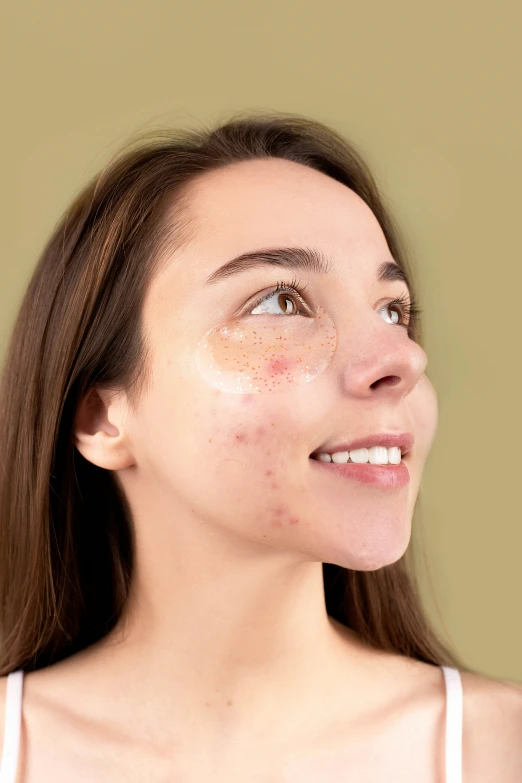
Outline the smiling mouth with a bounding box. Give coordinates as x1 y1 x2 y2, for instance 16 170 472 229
308 450 410 487
309 432 414 464
309 446 404 466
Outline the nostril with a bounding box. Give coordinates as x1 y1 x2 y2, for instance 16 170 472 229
370 375 401 389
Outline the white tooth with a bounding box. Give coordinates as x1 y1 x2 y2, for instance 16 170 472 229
388 446 401 465
368 446 388 464
348 448 369 464
317 452 332 462
331 451 349 464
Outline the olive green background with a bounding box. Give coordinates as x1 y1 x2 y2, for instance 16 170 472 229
2 1 520 683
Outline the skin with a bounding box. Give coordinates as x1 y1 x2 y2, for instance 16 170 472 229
6 158 521 781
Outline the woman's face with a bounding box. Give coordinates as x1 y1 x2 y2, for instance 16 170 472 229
121 157 438 570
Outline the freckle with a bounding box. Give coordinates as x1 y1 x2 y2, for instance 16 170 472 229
227 700 233 706
208 439 212 443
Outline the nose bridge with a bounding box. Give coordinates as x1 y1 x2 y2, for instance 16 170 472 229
334 310 427 398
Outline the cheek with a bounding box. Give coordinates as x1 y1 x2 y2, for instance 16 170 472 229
202 396 303 526
193 305 337 395
206 397 279 465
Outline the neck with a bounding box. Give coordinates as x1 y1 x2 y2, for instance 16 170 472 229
47 498 396 751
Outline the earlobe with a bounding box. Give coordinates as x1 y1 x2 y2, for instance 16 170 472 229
73 388 135 470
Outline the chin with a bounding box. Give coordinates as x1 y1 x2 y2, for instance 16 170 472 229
359 547 408 571
339 521 411 571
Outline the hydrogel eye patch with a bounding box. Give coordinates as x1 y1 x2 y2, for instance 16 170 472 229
194 305 337 394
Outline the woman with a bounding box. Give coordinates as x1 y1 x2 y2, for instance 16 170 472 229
0 112 520 781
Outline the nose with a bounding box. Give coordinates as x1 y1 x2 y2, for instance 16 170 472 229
337 318 428 401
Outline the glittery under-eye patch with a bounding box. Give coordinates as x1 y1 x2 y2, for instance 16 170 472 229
194 305 337 394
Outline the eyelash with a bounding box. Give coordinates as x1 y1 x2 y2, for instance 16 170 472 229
250 277 423 334
385 292 423 332
252 277 311 312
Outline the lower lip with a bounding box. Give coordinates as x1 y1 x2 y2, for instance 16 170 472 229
309 457 410 487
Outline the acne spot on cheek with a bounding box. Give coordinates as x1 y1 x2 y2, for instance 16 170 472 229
269 504 299 527
230 424 268 447
264 470 279 490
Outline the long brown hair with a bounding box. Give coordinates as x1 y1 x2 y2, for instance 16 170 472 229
0 110 472 676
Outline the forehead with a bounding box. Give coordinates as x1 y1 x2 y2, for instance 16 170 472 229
148 158 395 315
180 157 386 256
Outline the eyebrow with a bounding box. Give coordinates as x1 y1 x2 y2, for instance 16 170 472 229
204 246 410 291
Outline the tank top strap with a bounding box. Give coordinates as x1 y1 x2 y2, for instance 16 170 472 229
0 670 24 783
0 666 464 782
441 665 463 783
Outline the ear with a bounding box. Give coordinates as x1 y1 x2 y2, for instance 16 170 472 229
74 387 135 470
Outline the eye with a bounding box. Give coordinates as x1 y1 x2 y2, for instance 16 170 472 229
378 293 421 330
248 278 311 317
379 301 402 325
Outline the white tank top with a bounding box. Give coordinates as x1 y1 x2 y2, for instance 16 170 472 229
0 665 463 782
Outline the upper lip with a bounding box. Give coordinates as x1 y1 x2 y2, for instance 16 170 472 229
311 432 415 456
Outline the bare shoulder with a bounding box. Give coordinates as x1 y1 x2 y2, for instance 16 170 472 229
461 669 522 782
